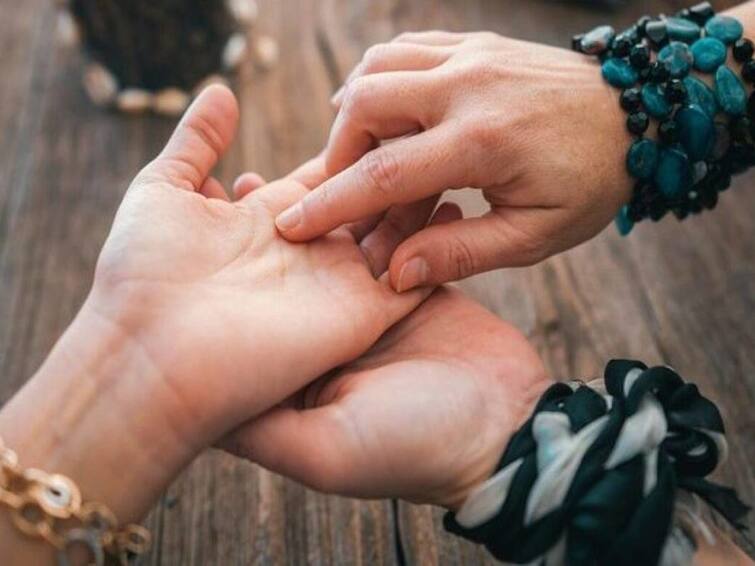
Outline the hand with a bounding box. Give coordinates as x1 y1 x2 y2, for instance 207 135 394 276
0 86 430 535
224 287 551 509
273 32 634 291
89 85 428 452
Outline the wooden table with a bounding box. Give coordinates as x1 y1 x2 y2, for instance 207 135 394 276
1 0 752 563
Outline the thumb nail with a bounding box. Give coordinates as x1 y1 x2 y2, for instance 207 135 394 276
396 258 429 292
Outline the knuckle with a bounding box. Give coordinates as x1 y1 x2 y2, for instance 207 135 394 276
362 44 390 71
340 77 372 118
360 150 402 197
453 56 507 89
310 181 336 212
185 112 226 161
447 236 477 279
467 116 504 155
393 31 418 43
500 224 551 266
472 30 499 44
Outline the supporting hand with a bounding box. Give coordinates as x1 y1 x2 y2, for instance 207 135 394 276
224 287 551 510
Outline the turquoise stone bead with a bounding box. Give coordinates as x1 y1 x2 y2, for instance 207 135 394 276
626 139 659 180
615 205 634 236
705 15 743 44
658 42 694 78
684 76 718 117
654 147 692 200
641 84 672 118
714 65 747 115
690 37 727 72
601 58 638 88
666 17 701 43
675 105 715 161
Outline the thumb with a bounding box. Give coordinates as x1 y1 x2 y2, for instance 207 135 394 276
389 211 551 291
137 85 239 191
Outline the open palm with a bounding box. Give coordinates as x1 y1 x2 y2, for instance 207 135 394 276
226 287 551 509
89 86 427 448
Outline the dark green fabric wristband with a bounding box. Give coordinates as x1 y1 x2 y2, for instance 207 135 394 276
444 360 750 565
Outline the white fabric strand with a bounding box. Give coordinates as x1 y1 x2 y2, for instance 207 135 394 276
456 459 524 528
525 413 610 525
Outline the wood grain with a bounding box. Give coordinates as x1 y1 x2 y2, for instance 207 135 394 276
0 0 752 564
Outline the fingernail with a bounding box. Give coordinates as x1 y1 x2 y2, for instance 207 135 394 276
275 204 302 232
396 258 429 292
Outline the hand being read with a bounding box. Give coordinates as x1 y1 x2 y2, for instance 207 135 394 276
224 287 551 509
89 85 429 450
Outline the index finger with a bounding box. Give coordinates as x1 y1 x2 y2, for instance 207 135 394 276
274 125 468 241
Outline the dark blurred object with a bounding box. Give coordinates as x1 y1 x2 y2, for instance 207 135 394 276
56 0 277 115
559 0 627 9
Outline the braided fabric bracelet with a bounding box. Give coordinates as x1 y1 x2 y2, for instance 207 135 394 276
444 360 750 565
572 3 755 235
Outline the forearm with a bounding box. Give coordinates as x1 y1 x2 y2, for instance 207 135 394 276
0 299 198 563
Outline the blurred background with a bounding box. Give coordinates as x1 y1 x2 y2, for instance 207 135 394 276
0 0 752 564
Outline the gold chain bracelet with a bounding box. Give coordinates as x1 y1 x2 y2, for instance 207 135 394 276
0 435 151 565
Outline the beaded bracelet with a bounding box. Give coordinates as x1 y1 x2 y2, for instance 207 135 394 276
572 3 754 235
0 435 150 565
443 360 750 565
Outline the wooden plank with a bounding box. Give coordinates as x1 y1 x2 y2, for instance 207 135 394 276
0 0 752 564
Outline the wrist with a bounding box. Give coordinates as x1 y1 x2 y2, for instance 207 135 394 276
435 375 551 512
0 298 199 523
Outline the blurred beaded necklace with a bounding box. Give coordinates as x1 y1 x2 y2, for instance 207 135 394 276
55 0 278 115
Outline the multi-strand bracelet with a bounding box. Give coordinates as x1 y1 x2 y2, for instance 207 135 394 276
443 360 750 565
572 3 754 235
0 435 151 565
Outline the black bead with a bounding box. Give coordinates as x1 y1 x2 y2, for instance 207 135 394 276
629 44 651 69
649 202 668 221
730 116 752 144
639 66 652 82
636 16 652 36
699 188 719 209
658 120 678 144
665 79 687 104
627 111 650 135
723 144 755 174
645 20 668 49
733 38 754 63
620 88 642 112
715 173 732 192
571 34 585 52
673 207 689 220
628 199 647 221
649 61 670 83
748 91 755 120
676 8 692 20
612 36 633 58
742 60 755 83
687 199 703 214
688 2 715 25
